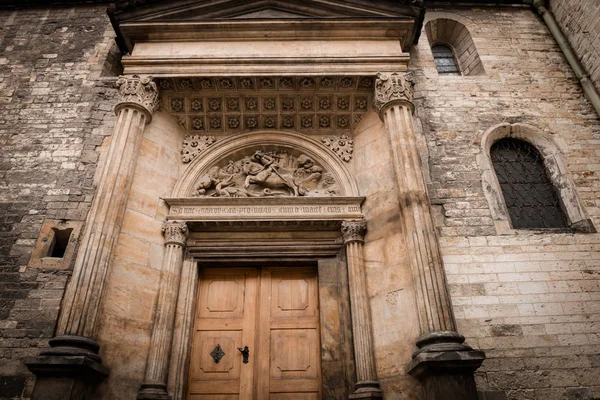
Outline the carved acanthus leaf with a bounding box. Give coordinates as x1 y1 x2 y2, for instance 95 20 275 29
181 135 217 163
115 75 160 117
341 220 367 243
322 135 354 162
373 72 415 113
161 221 189 246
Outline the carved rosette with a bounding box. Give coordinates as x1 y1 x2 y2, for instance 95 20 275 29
322 135 354 162
161 221 189 247
181 135 217 163
341 220 367 244
373 72 415 115
115 75 160 121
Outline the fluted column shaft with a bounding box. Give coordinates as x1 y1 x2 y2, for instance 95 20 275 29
342 220 382 399
138 221 189 400
49 76 159 359
374 72 455 336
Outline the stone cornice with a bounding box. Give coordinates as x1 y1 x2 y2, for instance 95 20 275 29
373 72 415 115
115 75 160 122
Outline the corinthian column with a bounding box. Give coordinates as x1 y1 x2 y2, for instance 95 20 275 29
25 75 159 400
374 72 484 400
342 220 383 399
138 221 189 400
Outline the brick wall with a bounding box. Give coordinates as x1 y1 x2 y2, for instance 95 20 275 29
0 5 117 398
550 0 600 96
412 6 600 400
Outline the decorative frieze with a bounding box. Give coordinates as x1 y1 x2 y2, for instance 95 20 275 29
322 135 354 162
373 72 415 114
156 76 372 135
115 75 160 120
341 219 367 243
162 221 189 246
164 197 365 222
181 135 217 163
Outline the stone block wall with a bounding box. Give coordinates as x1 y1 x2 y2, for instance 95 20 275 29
0 5 118 399
412 5 600 400
550 0 600 95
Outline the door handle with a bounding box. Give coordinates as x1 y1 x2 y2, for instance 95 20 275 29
237 346 249 364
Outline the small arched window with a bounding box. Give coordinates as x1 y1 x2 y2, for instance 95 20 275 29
431 44 461 75
490 138 568 229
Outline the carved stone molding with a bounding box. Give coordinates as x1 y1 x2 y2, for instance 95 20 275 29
341 219 367 244
156 76 372 135
162 221 189 246
115 75 160 120
181 135 217 163
373 72 415 114
322 135 354 162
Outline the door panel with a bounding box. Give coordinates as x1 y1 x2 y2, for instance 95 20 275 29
257 268 321 398
188 267 321 399
188 269 258 399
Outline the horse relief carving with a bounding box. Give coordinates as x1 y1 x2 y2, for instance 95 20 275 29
194 150 338 197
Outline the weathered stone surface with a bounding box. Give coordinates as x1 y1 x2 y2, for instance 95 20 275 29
0 4 119 397
550 0 600 95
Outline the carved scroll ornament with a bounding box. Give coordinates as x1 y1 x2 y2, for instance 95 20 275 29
115 75 160 118
161 221 189 246
341 219 367 243
181 135 217 163
322 135 354 162
373 72 415 114
193 150 339 198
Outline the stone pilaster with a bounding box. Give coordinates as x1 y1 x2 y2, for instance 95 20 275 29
342 220 383 399
375 72 484 400
138 221 189 400
25 75 159 400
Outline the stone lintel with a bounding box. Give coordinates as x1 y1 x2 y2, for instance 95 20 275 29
164 196 365 222
24 355 109 400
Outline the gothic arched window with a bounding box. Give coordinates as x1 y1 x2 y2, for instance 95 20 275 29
490 138 568 229
431 44 461 75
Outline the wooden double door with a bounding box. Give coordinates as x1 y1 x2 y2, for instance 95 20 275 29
188 267 322 399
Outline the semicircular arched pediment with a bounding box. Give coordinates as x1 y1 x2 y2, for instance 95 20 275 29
172 130 359 198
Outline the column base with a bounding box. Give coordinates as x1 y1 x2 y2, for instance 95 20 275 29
137 382 170 400
24 355 109 400
349 380 383 399
40 335 103 363
406 331 485 400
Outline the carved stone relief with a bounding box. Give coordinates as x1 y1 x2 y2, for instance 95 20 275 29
322 135 354 162
181 135 217 163
373 72 415 113
193 149 338 197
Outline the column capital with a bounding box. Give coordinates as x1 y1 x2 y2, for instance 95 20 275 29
341 219 367 244
373 72 415 116
115 75 159 123
162 221 189 247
